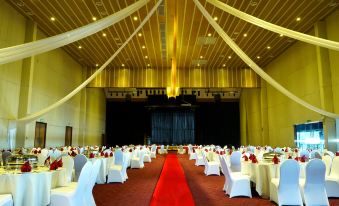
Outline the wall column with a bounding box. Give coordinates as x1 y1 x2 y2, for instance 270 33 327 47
16 19 37 147
314 21 336 152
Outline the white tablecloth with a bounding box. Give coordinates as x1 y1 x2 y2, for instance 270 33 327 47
0 167 67 206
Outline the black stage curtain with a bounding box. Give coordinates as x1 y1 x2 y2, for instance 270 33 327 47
151 111 195 145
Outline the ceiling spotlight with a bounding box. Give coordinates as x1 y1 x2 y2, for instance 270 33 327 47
102 33 107 37
296 17 301 21
95 63 99 67
243 33 247 37
197 63 200 67
144 55 148 59
133 16 138 21
200 55 203 59
256 56 261 59
207 33 212 37
121 63 125 67
50 17 56 21
78 45 82 49
147 64 151 67
267 46 271 49
92 17 97 21
279 34 284 37
142 45 146 49
228 56 232 59
213 16 218 21
222 64 226 67
138 33 142 37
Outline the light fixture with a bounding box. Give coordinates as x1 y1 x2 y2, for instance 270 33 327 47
279 34 284 37
296 17 301 21
142 45 146 49
222 64 226 67
95 63 99 67
147 63 151 67
213 16 218 21
92 17 97 21
228 56 232 59
121 63 125 67
243 33 247 37
102 33 107 37
200 55 203 59
207 33 212 37
133 16 138 21
50 17 56 21
78 45 82 49
197 63 200 67
144 55 148 59
256 56 261 59
267 46 271 49
138 33 142 37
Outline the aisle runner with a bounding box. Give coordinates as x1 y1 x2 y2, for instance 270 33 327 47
150 154 195 206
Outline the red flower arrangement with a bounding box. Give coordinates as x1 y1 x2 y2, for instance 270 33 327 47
110 152 113 157
272 155 280 164
242 155 249 161
21 161 32 172
104 153 109 158
89 153 95 159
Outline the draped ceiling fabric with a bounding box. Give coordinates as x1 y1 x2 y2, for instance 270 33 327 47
193 0 339 119
15 0 163 123
0 0 150 65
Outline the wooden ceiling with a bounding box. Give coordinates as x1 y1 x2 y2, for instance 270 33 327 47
7 0 338 70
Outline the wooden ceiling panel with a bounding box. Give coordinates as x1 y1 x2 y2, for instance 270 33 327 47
5 0 338 72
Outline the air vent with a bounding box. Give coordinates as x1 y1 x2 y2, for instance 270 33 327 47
197 37 216 45
192 59 208 65
160 22 167 61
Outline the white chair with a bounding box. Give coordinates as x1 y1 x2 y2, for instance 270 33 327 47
74 154 88 182
325 156 339 197
230 151 241 172
309 150 321 159
322 155 332 177
300 150 310 159
219 155 251 198
131 150 145 169
324 151 334 159
177 145 186 154
85 160 101 206
114 149 123 166
202 152 220 176
301 159 329 206
50 162 93 206
158 145 167 155
49 149 62 162
41 148 49 157
107 152 129 183
143 148 152 163
150 145 157 158
0 194 13 206
62 155 75 183
194 149 205 166
270 159 303 206
189 147 197 160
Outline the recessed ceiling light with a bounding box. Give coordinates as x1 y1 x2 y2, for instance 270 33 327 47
78 45 82 49
207 33 212 37
296 17 301 21
102 33 107 37
138 33 142 37
243 33 247 37
133 16 138 21
95 63 99 67
121 64 125 67
222 64 226 67
257 56 261 59
92 17 97 21
279 34 284 37
197 63 200 67
228 56 232 59
144 55 148 59
147 64 150 67
267 46 271 49
50 17 56 21
200 55 203 59
142 45 146 49
213 16 218 21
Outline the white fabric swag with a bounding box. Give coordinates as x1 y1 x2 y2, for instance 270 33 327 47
0 0 149 65
16 0 164 123
207 0 339 51
193 0 339 119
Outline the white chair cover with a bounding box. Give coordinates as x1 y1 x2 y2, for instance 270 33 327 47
114 150 123 166
74 154 88 182
0 194 13 206
322 155 332 176
62 155 75 183
302 159 329 206
230 151 241 172
270 159 303 206
86 160 101 206
325 156 339 197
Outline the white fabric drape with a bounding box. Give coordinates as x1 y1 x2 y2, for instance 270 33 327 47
193 0 339 119
207 0 339 51
16 0 163 123
0 0 149 65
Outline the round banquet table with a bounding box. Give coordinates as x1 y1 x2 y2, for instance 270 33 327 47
0 167 67 206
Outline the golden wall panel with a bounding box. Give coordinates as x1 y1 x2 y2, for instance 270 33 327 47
88 67 260 88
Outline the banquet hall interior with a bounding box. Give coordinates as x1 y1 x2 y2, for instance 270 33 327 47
0 0 339 205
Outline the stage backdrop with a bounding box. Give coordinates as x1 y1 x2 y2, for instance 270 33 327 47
151 110 195 145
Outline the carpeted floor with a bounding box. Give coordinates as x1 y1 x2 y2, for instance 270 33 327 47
150 154 195 206
93 155 165 206
93 153 339 206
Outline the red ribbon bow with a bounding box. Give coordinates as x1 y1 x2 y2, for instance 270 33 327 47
21 161 32 172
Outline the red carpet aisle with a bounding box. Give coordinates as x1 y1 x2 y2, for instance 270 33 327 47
150 154 195 206
93 155 165 206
